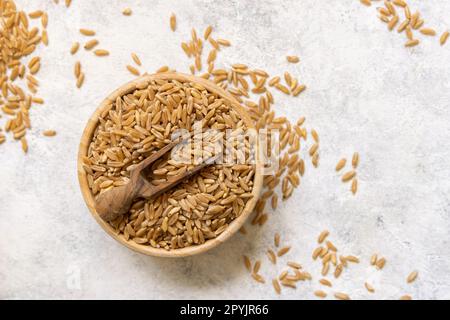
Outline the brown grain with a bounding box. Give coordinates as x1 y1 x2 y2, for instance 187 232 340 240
407 271 418 283
94 49 109 56
334 292 350 300
274 233 281 247
80 28 95 36
126 65 140 76
388 15 399 31
286 55 299 63
170 13 176 31
420 28 436 36
263 277 278 295
365 282 375 293
336 159 346 171
370 254 378 265
70 42 80 54
76 73 85 88
314 290 327 298
122 8 132 16
318 230 329 244
131 53 142 66
352 152 359 168
440 31 449 46
243 255 251 272
43 130 56 137
84 39 99 50
267 249 277 264
342 170 356 182
351 179 358 195
319 278 332 287
405 39 420 47
204 25 213 40
277 246 291 257
376 257 386 270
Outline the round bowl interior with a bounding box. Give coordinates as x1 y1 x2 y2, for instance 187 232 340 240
77 72 263 257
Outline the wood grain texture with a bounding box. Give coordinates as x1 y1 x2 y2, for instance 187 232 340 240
77 72 263 257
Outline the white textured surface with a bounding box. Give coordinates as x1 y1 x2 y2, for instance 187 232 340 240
1 0 449 300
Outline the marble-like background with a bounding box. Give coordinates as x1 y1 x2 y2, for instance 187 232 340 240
1 0 449 299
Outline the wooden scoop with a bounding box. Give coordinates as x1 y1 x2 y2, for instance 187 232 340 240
95 137 217 221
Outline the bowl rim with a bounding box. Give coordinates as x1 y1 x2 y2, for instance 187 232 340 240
77 72 263 257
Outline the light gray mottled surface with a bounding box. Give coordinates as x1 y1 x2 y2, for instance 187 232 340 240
1 0 449 300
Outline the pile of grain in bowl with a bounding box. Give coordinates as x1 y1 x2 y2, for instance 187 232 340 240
81 77 256 250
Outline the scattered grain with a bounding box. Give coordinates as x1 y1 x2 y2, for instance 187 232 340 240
314 290 327 298
336 158 346 171
405 39 419 47
243 255 251 272
342 170 356 182
286 55 300 63
70 42 80 54
351 179 358 195
365 282 375 293
170 13 176 31
40 129 56 137
274 233 280 247
376 257 386 270
271 279 281 294
420 28 436 36
94 49 109 56
319 278 332 287
122 8 132 16
80 28 96 36
126 65 140 76
84 39 99 50
334 292 350 300
440 31 449 46
277 246 291 257
318 230 329 244
407 271 418 283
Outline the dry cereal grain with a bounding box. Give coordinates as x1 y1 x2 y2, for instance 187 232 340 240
318 230 329 244
94 49 109 56
80 28 95 36
314 290 327 298
170 13 176 31
319 278 332 287
126 65 140 76
407 271 418 283
365 282 375 293
43 130 56 137
420 28 436 36
342 170 356 182
131 53 142 66
334 292 350 300
277 246 290 257
243 255 251 272
84 39 99 50
286 55 300 63
440 31 449 46
274 233 280 247
70 42 80 54
272 279 281 294
336 159 346 171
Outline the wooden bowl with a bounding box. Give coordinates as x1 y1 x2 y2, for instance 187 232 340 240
77 72 263 257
